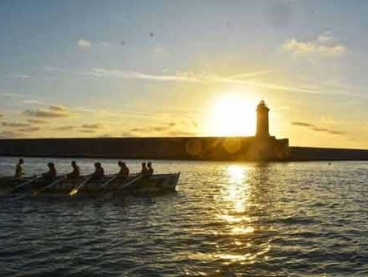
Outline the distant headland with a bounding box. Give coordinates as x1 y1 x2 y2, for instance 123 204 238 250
0 101 368 161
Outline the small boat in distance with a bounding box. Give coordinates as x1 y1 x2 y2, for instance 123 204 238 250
0 173 180 197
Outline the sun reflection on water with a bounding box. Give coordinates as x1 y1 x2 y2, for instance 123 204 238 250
211 164 271 266
221 165 251 215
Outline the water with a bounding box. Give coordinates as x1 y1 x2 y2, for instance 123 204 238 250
0 158 367 276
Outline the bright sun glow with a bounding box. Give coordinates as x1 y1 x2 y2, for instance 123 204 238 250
205 93 256 136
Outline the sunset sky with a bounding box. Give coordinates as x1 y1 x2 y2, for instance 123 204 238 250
1 0 368 149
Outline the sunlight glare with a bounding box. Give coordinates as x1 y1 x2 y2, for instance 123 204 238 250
205 93 256 136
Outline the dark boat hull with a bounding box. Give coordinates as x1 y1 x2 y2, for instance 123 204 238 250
0 173 180 196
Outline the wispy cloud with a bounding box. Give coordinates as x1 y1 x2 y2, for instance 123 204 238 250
283 31 346 56
81 124 101 130
23 99 44 105
6 74 31 79
79 129 96 134
291 121 344 135
0 92 27 99
77 39 91 51
54 125 75 131
0 130 21 138
80 68 323 95
2 121 30 128
24 105 74 118
130 122 176 133
27 119 49 124
82 68 204 83
18 126 40 133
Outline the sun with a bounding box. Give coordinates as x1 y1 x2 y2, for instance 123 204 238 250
205 93 256 136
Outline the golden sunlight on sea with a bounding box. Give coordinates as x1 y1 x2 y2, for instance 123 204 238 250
211 164 271 265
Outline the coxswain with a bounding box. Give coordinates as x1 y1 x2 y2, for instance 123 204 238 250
67 161 80 178
14 158 24 178
43 162 57 180
91 162 104 179
147 161 154 177
117 161 129 179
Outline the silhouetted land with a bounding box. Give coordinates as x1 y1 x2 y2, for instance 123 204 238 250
0 137 367 161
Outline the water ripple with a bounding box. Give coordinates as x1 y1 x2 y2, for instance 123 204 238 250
0 159 368 276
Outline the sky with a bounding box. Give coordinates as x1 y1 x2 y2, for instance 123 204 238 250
1 0 368 149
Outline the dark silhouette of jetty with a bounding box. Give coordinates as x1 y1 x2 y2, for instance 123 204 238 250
1 101 368 161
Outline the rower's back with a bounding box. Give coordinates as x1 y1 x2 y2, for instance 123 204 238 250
147 162 154 177
14 159 24 178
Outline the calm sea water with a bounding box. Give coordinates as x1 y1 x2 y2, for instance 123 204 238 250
0 157 367 277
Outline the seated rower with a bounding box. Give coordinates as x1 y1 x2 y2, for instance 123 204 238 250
117 161 129 179
91 162 104 179
147 162 154 177
67 161 80 179
140 162 149 177
14 158 24 178
43 162 57 180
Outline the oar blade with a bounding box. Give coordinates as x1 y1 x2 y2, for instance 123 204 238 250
69 188 78 196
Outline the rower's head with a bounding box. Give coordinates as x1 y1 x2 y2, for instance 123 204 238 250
142 162 146 168
71 161 77 167
48 162 55 169
147 162 152 168
95 162 101 168
118 161 123 166
19 158 24 164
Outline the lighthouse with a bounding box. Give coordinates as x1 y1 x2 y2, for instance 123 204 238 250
256 100 270 138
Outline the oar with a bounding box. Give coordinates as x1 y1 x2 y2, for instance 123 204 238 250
99 174 119 191
99 174 142 200
116 174 142 190
35 175 68 195
69 175 93 196
12 175 43 193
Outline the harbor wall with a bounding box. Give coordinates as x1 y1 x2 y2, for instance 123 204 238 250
289 146 368 161
0 136 289 161
0 138 367 161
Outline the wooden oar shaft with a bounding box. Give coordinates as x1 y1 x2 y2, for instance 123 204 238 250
12 175 42 192
36 175 68 194
117 174 142 190
69 175 93 196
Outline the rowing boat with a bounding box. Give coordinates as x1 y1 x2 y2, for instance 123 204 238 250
0 173 180 196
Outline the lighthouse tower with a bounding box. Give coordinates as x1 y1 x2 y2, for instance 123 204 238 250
256 100 270 138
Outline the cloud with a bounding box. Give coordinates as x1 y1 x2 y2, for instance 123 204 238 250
27 119 48 124
54 125 75 131
317 31 336 46
129 122 177 134
24 105 74 118
291 121 344 135
0 130 21 138
81 124 101 130
77 39 91 51
2 121 30 128
81 68 204 83
49 105 68 112
79 129 96 133
80 68 325 95
283 32 346 56
0 113 3 118
6 74 31 79
18 126 40 133
23 99 44 105
0 92 26 99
